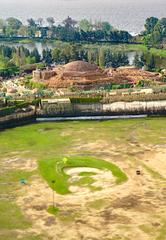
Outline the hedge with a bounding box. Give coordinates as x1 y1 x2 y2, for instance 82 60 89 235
0 102 29 117
31 98 41 107
70 97 102 104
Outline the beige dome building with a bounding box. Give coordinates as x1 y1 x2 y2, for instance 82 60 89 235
56 60 106 80
63 61 99 75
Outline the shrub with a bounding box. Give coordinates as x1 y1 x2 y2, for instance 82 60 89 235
25 80 46 90
0 102 29 117
70 97 102 104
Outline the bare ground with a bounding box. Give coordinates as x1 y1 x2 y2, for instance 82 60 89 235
5 140 165 240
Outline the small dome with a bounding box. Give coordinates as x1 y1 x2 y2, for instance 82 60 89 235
64 61 98 73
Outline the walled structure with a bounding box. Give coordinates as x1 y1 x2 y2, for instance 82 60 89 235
33 68 57 81
33 61 162 90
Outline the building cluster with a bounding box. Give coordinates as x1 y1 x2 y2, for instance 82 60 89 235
33 61 162 90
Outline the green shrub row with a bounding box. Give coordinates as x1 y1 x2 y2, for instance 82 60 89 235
70 97 102 104
103 92 166 103
0 102 29 117
7 100 26 107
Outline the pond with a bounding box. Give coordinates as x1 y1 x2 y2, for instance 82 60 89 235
0 41 141 65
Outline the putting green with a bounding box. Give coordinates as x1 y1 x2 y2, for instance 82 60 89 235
39 156 128 195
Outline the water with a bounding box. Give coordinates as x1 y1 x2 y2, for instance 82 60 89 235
0 0 166 34
0 41 140 65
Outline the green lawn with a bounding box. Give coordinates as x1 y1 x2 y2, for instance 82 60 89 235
0 201 31 231
39 156 127 194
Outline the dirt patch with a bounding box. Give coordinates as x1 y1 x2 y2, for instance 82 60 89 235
100 209 131 224
141 149 166 178
44 216 56 226
13 142 166 240
2 156 37 171
111 195 142 209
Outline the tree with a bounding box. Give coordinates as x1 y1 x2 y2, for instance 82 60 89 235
87 49 98 65
143 17 166 46
47 17 55 28
101 21 112 33
147 54 155 71
104 51 129 68
6 17 22 30
93 20 103 31
30 48 41 62
26 56 36 64
79 19 92 32
152 18 166 44
0 19 5 29
6 18 22 37
27 18 36 27
144 17 158 34
0 55 18 77
98 47 105 67
18 26 28 37
52 48 61 63
0 45 13 58
37 18 43 27
94 30 105 41
63 16 77 28
42 48 52 64
133 54 144 68
12 47 27 66
0 19 5 35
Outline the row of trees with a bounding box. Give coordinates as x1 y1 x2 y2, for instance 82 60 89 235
0 17 132 43
134 53 156 71
1 42 160 79
0 43 131 77
44 43 129 68
0 45 41 77
1 16 166 46
0 45 41 65
143 17 166 47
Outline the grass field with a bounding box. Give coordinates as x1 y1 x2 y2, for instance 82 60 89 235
0 118 166 240
39 156 127 194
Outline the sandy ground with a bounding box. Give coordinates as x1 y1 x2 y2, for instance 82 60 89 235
3 139 162 240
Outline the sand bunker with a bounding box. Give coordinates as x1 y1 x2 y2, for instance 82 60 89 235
64 167 103 175
64 167 115 194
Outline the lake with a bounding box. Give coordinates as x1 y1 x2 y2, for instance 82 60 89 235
0 41 140 65
0 0 166 34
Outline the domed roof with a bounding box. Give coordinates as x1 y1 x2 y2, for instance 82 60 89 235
64 61 98 73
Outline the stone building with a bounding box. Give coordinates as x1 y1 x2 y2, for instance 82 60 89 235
33 68 57 81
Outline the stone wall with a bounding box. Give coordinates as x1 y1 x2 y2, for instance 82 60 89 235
33 69 56 81
38 100 166 117
0 110 36 129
